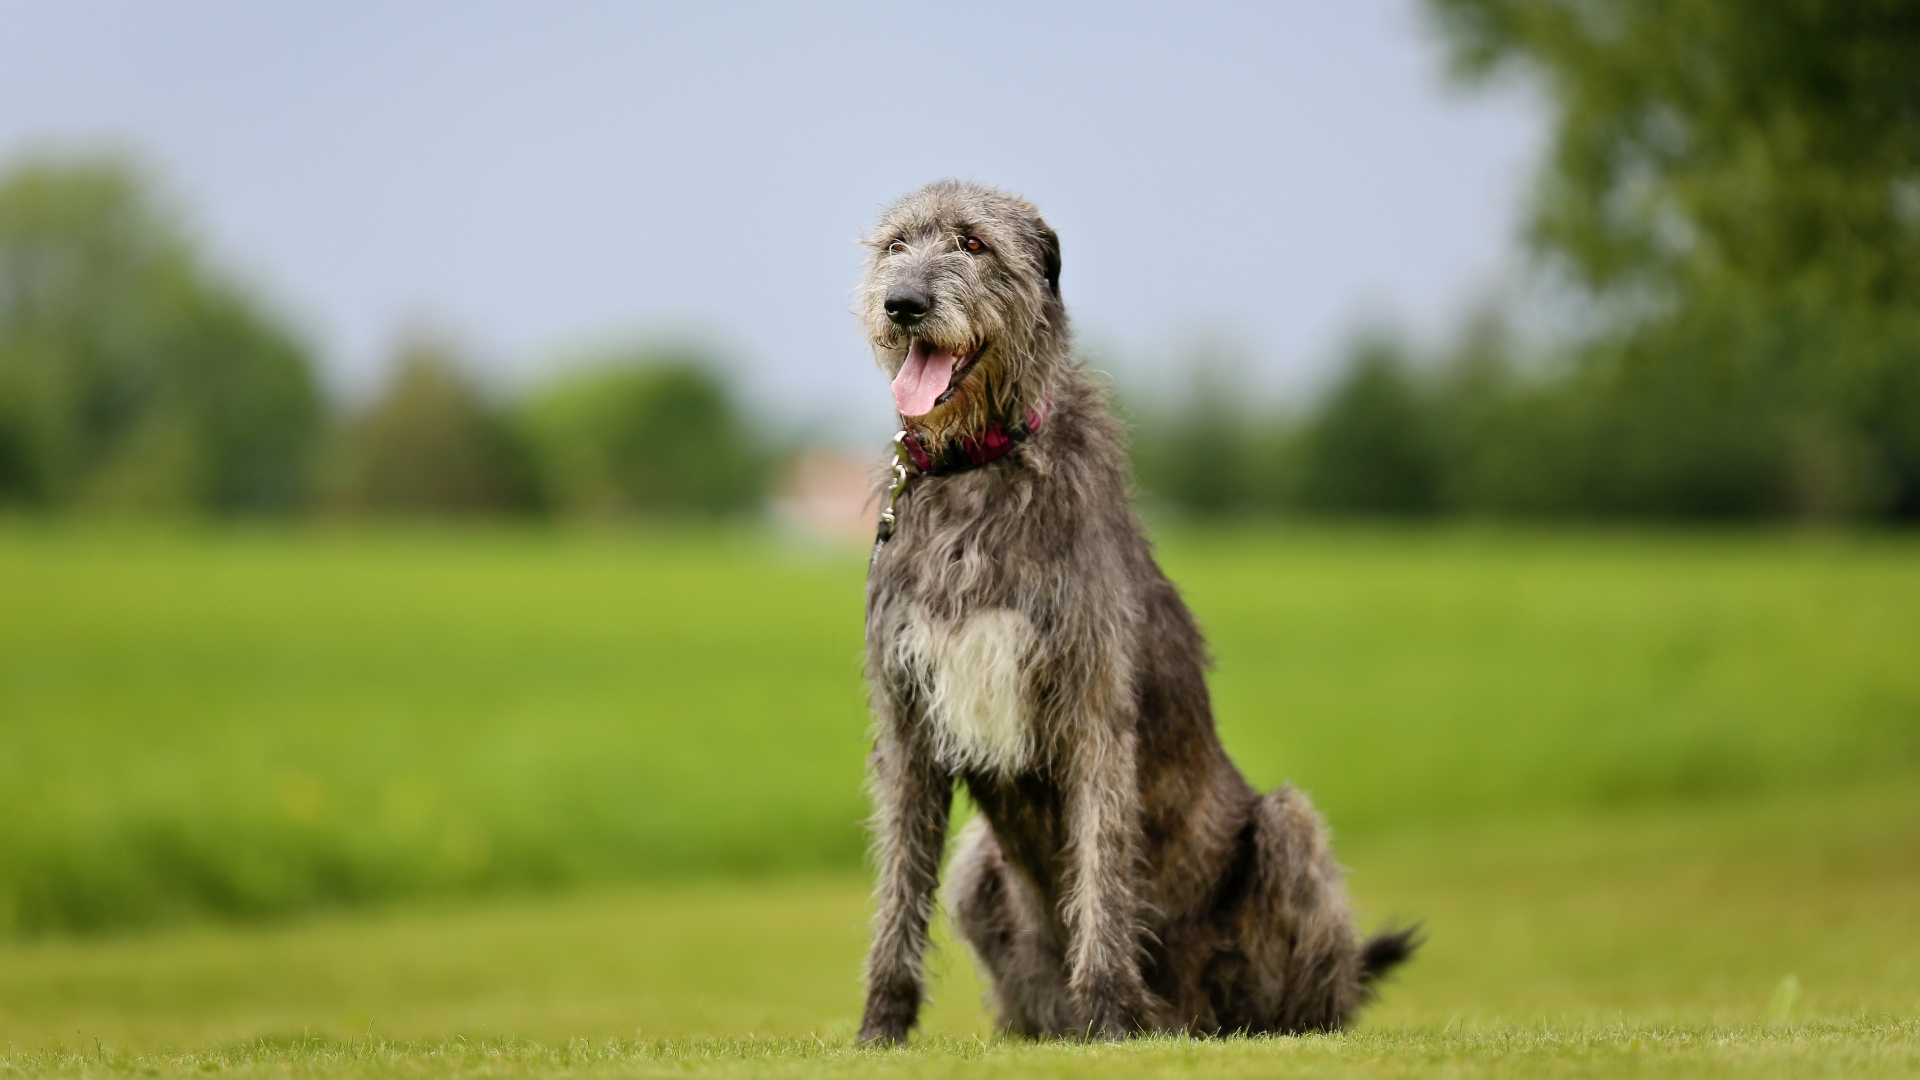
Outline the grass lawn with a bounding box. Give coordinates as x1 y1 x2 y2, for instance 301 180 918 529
4 524 1918 932
2 782 1915 1075
1 523 1916 1075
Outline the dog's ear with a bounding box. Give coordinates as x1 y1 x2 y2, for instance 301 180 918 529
1037 225 1061 298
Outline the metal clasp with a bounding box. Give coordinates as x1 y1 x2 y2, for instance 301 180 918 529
873 430 912 555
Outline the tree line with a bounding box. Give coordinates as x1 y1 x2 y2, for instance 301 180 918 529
1130 301 1920 521
0 156 761 519
8 0 1920 527
1137 0 1920 521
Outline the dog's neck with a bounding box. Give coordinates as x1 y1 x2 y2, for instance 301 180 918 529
899 400 1049 475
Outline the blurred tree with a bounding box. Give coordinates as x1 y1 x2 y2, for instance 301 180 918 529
517 351 761 517
324 337 535 515
1298 337 1442 515
0 155 322 513
1128 363 1292 516
1431 0 1920 305
1429 0 1920 518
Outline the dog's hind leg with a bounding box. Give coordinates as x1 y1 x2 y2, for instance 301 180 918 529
947 817 1080 1037
1226 785 1371 1034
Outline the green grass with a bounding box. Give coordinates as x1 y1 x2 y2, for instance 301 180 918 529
0 782 1914 1075
3 524 1920 933
1178 527 1920 825
2 522 1917 1075
0 526 873 933
12 1026 1920 1080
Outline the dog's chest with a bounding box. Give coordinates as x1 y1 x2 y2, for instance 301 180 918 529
893 605 1038 776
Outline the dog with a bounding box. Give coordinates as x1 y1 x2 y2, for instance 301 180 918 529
855 180 1415 1044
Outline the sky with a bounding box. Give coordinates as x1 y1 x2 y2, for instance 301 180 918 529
0 1 1544 442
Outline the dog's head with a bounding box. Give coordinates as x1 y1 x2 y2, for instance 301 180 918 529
858 181 1065 446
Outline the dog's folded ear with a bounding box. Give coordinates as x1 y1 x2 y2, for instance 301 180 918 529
1038 225 1061 298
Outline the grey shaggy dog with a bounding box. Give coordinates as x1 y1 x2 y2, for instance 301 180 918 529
855 180 1416 1045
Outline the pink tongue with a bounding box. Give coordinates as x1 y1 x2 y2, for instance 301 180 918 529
891 340 958 417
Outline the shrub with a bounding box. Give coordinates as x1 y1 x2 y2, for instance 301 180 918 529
0 155 321 513
517 352 761 518
323 338 535 516
1296 338 1442 516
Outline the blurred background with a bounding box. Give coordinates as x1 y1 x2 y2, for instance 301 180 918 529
0 0 1916 1054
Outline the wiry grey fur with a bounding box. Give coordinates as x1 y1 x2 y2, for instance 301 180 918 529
855 180 1415 1044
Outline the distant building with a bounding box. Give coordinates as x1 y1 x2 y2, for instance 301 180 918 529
772 447 877 547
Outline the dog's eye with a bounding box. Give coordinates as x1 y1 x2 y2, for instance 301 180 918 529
961 236 986 253
887 240 908 255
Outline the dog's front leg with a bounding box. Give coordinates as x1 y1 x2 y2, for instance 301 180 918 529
857 704 953 1046
1063 715 1149 1039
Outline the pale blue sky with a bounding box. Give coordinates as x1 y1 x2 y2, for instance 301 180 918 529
0 1 1542 439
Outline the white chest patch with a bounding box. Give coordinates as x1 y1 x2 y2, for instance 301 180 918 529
896 606 1038 776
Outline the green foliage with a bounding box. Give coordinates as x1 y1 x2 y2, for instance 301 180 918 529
1445 303 1867 519
1126 336 1444 518
1127 370 1295 517
0 157 766 523
0 156 321 513
1137 3 1920 521
1425 0 1920 518
517 353 762 518
1296 338 1442 516
1429 0 1920 304
323 339 536 516
2 526 1917 936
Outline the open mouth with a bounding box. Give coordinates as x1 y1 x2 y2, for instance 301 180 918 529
891 338 982 418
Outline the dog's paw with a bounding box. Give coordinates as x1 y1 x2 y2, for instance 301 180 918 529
856 1021 909 1047
1082 998 1146 1042
857 992 917 1047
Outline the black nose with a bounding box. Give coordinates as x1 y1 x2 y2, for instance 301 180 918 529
884 287 931 325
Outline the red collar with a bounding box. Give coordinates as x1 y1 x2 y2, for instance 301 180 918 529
900 402 1049 475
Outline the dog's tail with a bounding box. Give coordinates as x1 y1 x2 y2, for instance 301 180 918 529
1358 923 1422 986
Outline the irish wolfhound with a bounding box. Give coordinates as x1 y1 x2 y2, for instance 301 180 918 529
855 180 1415 1044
